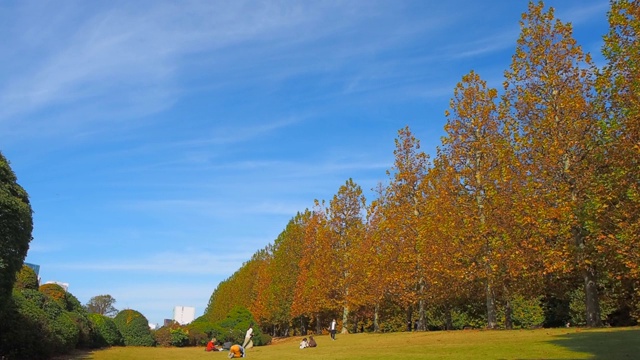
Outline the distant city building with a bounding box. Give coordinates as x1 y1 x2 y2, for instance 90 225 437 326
24 263 42 285
173 306 195 325
44 281 69 291
149 323 158 330
25 262 40 276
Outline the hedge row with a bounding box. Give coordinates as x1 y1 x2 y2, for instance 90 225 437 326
0 266 154 359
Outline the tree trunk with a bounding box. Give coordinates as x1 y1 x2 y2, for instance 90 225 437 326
486 281 497 329
315 313 322 334
341 306 349 334
505 298 513 330
418 297 426 331
406 306 413 332
574 221 602 327
445 307 453 330
584 265 602 327
374 303 380 332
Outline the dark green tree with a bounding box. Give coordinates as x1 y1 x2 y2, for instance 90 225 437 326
113 309 155 346
88 313 124 347
211 307 266 346
0 152 33 308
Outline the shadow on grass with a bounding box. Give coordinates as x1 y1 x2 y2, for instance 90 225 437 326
548 327 640 359
51 349 96 360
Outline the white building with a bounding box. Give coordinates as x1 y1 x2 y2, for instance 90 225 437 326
173 306 195 325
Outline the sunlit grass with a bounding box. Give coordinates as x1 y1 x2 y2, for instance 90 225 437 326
56 327 640 360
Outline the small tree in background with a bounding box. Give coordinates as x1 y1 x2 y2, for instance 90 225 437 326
85 294 118 317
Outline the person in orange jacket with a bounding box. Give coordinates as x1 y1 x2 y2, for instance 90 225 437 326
228 344 245 358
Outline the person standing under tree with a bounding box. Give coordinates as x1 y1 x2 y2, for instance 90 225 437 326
242 324 254 349
330 319 337 340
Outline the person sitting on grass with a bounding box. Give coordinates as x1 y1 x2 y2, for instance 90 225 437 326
228 344 245 358
299 337 309 349
205 337 218 352
308 335 317 348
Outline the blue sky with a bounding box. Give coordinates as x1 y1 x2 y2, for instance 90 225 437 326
2 0 609 326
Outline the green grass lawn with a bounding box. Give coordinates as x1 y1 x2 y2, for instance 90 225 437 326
55 327 640 360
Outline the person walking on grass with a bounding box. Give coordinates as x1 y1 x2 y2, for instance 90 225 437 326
242 324 254 349
330 319 337 340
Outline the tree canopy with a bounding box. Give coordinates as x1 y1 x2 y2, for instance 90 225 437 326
85 294 119 317
0 151 33 308
202 1 640 334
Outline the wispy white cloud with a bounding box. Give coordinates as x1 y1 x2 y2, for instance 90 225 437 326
71 281 217 324
51 249 251 275
1 0 465 142
556 1 609 25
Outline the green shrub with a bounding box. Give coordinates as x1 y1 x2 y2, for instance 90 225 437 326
42 293 80 354
62 291 95 348
89 313 124 347
113 309 155 346
509 295 545 329
14 265 38 290
188 316 216 345
170 327 189 347
15 288 80 355
0 290 52 360
153 325 173 347
68 311 93 348
211 307 263 345
187 327 209 346
64 291 85 312
569 287 617 326
0 288 92 359
256 333 272 345
152 322 191 347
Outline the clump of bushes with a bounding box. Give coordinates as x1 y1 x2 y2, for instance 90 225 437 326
210 307 265 345
14 265 38 290
154 321 189 347
113 309 155 346
89 313 124 347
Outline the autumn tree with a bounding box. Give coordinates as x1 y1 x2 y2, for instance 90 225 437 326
441 71 503 328
504 1 602 326
248 247 272 327
205 251 266 324
441 70 545 328
326 178 366 333
593 0 640 318
358 185 394 332
422 152 482 329
259 213 307 336
380 127 430 330
290 203 334 333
